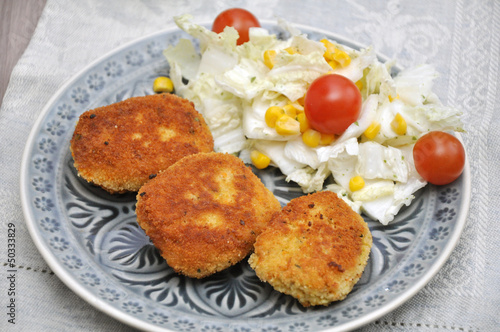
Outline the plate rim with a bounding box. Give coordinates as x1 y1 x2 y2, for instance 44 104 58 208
343 142 471 330
19 19 471 332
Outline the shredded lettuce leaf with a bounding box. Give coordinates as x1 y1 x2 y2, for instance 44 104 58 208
163 14 464 225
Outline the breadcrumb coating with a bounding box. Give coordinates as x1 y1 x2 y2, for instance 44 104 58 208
249 191 372 306
135 152 281 278
70 93 213 193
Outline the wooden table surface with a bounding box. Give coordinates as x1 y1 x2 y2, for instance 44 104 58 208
0 0 47 104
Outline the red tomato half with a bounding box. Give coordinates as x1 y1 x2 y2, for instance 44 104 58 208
304 74 362 135
212 8 260 45
413 131 466 185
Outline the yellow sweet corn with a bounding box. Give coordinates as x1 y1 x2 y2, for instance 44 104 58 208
265 106 284 128
251 150 271 169
263 50 277 69
333 49 351 68
282 104 298 118
320 39 351 68
320 39 336 60
355 80 364 90
284 46 299 54
296 95 306 106
391 113 407 135
320 133 336 145
153 77 174 93
327 60 338 70
293 104 304 113
296 112 310 133
275 115 300 135
302 129 321 148
349 175 365 192
364 121 381 140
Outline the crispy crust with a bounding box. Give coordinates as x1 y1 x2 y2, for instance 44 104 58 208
70 93 213 193
248 191 372 307
135 152 281 278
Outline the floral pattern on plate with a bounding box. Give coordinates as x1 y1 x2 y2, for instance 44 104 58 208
21 24 470 332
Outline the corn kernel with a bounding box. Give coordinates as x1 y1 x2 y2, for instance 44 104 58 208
320 38 335 47
320 39 336 61
364 121 381 140
293 104 304 113
296 95 306 106
302 129 321 148
333 49 351 68
320 133 336 145
327 60 338 70
282 104 298 118
349 175 365 192
251 150 271 169
296 112 310 133
263 50 277 69
391 113 407 135
265 106 284 128
275 115 300 135
284 46 299 54
355 80 364 90
153 77 174 93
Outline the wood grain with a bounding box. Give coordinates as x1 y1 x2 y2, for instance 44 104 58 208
0 0 47 104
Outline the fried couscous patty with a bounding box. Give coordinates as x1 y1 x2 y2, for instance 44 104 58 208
248 191 372 307
135 152 281 278
70 93 213 193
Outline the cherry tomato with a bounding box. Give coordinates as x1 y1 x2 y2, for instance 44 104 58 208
413 131 466 185
212 8 260 45
304 74 362 135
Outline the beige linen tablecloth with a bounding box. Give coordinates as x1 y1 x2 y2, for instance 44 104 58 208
1 0 498 331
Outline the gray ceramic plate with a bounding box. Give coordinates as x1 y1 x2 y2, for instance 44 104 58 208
21 22 470 332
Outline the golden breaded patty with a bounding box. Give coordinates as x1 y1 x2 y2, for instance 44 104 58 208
70 93 213 193
135 152 281 278
248 191 372 307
